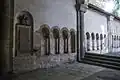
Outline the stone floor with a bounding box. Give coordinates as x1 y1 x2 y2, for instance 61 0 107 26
82 69 120 80
12 62 120 80
105 52 120 57
87 51 120 57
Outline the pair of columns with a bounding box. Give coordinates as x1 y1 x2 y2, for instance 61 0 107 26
0 0 14 75
75 0 88 61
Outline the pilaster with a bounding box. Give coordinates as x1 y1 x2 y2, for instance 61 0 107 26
0 0 14 75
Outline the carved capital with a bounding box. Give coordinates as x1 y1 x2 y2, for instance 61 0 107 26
80 4 88 13
77 0 85 4
75 4 80 11
75 4 88 13
84 0 89 5
110 16 114 21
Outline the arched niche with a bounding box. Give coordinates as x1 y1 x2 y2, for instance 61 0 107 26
86 32 90 51
61 27 69 53
96 33 99 50
100 34 103 50
104 34 106 38
41 26 50 55
91 32 95 50
86 32 90 40
104 34 106 49
52 26 60 54
70 29 76 53
15 11 33 56
16 11 33 26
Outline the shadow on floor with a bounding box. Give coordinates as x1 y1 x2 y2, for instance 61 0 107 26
82 69 120 80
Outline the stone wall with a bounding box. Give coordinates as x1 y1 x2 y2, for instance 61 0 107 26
13 0 76 57
14 0 76 31
13 0 120 74
13 53 77 73
13 24 77 73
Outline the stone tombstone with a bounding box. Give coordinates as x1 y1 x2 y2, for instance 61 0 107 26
17 25 31 53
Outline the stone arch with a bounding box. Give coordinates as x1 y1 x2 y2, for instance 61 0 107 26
15 11 33 56
100 34 103 50
104 34 106 49
39 24 50 34
114 35 116 40
52 26 60 39
91 32 95 50
16 11 33 26
91 33 95 40
61 27 69 53
96 33 99 50
117 36 119 40
104 34 106 38
86 32 90 51
70 29 76 53
86 32 90 40
52 26 60 54
40 24 50 55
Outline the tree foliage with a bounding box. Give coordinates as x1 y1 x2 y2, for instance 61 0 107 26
112 0 120 16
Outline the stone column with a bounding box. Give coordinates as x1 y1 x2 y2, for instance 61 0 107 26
107 16 114 53
75 32 77 53
75 2 80 61
50 32 54 55
0 0 14 75
60 33 64 54
80 4 87 59
76 0 87 61
40 35 45 56
68 33 71 54
33 31 41 56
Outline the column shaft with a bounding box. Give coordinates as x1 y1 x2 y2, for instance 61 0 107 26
0 0 14 75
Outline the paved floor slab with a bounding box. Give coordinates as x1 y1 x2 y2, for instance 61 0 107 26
12 62 120 80
82 69 120 80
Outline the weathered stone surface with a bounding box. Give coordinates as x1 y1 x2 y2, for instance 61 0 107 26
13 23 77 74
12 63 107 80
13 53 77 73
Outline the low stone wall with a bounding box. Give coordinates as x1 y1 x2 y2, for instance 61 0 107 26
13 53 77 73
